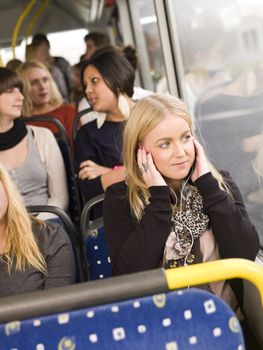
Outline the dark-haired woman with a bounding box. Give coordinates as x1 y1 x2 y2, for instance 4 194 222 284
74 49 136 217
0 67 68 220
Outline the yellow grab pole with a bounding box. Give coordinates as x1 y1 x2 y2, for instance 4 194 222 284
165 258 263 306
0 53 4 67
12 0 36 58
25 0 50 44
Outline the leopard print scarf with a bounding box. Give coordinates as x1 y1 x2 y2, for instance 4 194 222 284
163 185 209 268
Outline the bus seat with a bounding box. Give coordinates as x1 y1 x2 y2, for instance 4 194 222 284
80 193 112 280
27 204 86 283
0 288 245 350
72 107 93 140
1 259 259 349
21 116 83 226
243 246 263 345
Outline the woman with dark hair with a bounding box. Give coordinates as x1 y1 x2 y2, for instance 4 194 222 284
74 48 135 216
77 45 152 125
0 67 68 220
80 31 111 61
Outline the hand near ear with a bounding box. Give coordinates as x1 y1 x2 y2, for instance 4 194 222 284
137 146 167 188
191 139 210 182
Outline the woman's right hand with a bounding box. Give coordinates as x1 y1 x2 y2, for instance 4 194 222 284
79 160 111 180
137 146 167 187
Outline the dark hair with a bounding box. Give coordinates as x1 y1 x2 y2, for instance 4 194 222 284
84 32 110 47
6 59 23 72
0 67 23 94
32 33 50 48
81 48 135 97
121 45 138 71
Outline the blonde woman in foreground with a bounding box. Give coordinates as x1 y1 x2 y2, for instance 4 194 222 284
103 94 259 348
0 164 75 297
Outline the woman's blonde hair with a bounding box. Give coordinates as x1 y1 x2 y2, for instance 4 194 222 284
0 164 47 273
123 94 230 221
18 60 62 116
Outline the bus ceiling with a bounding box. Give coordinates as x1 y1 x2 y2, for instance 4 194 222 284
0 0 116 48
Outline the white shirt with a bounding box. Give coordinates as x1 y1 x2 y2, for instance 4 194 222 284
77 86 153 129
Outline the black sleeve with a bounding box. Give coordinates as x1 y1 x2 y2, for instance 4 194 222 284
104 183 172 275
195 171 260 260
42 223 76 288
74 125 104 201
74 126 96 169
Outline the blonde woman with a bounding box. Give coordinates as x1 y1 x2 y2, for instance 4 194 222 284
0 163 75 297
25 42 69 102
104 94 259 342
18 61 75 146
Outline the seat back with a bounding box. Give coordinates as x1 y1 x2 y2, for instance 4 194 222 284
72 107 93 140
80 194 112 280
0 288 245 350
1 259 258 349
21 116 83 226
27 205 86 282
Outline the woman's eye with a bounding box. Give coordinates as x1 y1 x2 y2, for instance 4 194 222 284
183 134 191 142
5 89 13 93
91 77 99 85
159 141 170 149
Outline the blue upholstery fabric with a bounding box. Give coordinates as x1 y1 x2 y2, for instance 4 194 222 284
86 227 112 280
0 288 245 350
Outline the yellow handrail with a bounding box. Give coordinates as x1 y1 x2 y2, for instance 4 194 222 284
12 0 36 58
165 258 263 305
0 49 4 67
25 0 50 44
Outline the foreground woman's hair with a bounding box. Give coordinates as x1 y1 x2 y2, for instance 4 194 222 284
122 94 231 221
0 163 47 273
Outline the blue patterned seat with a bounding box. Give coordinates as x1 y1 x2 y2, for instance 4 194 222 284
0 288 245 350
80 194 112 280
85 226 112 280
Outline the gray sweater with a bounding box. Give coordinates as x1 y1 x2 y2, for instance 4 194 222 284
0 221 75 297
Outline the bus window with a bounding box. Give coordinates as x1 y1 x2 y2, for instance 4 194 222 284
1 29 87 66
128 0 168 93
168 0 263 243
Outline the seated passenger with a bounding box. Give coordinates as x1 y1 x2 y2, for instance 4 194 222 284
26 40 69 102
74 49 136 217
70 61 86 109
104 94 259 341
0 163 75 297
80 31 111 62
0 67 69 221
6 58 23 72
31 33 71 100
18 61 76 146
77 45 152 127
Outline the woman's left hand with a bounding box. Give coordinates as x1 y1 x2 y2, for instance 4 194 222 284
79 160 111 180
191 139 211 182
